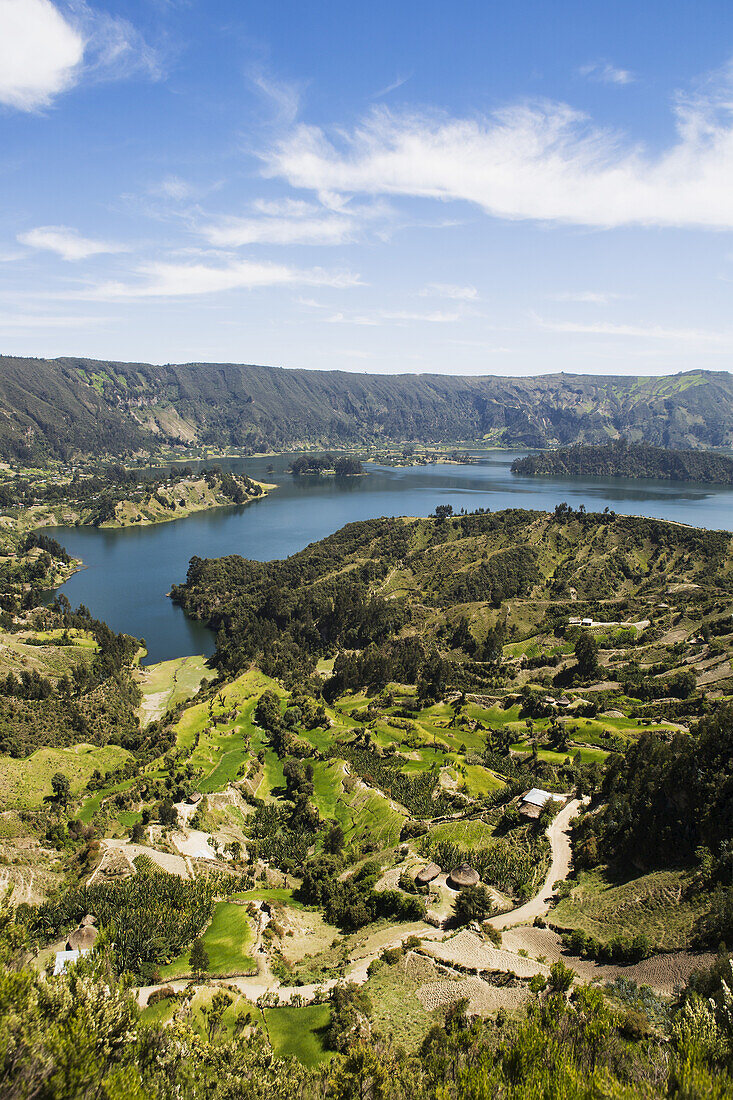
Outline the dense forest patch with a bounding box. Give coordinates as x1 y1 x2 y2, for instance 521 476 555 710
512 439 733 484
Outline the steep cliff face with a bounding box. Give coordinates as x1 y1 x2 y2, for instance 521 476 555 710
0 355 731 459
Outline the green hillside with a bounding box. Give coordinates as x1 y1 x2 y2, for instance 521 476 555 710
1 354 732 460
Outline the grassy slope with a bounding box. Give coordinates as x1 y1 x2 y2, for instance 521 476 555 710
0 743 131 809
136 654 210 726
264 1004 334 1067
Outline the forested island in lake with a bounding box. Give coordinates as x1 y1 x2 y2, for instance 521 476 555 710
512 440 733 484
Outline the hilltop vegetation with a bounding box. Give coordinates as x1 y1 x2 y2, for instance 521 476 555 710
172 505 733 686
1 355 732 459
512 439 733 483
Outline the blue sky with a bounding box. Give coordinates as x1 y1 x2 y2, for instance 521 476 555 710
2 0 733 375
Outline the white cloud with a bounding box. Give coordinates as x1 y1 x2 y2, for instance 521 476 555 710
0 0 84 110
265 70 733 230
579 61 634 86
203 212 356 248
534 315 731 342
0 0 160 112
18 225 128 261
88 258 361 299
420 282 478 300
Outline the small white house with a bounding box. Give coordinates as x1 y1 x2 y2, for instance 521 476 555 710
581 618 593 627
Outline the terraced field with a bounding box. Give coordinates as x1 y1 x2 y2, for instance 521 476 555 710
550 867 708 952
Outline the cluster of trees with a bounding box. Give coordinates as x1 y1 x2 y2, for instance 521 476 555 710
512 439 733 485
622 668 697 701
560 927 653 965
444 546 539 607
298 855 425 930
290 455 363 476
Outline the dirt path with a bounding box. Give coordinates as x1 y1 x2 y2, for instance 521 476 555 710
490 798 581 930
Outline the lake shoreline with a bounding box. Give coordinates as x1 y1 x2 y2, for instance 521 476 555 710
41 449 733 664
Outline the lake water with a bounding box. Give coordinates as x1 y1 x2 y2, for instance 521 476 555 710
47 451 733 664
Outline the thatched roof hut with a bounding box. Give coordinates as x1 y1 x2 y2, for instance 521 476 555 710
447 862 480 889
66 925 98 952
414 862 441 886
80 914 96 927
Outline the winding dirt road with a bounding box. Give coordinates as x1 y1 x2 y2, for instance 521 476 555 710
490 798 581 930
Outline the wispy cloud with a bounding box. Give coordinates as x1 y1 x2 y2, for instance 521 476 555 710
534 314 731 342
265 65 733 230
371 73 412 100
18 225 129 260
200 196 390 248
202 211 356 248
249 67 302 126
77 2 162 85
579 61 634 86
420 282 478 301
150 176 197 201
86 258 361 299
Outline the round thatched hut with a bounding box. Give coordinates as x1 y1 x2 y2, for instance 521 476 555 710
66 925 98 952
414 862 441 887
447 862 479 890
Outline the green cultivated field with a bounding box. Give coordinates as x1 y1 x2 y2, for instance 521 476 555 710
264 1004 333 1067
429 818 496 849
160 901 255 978
176 669 284 792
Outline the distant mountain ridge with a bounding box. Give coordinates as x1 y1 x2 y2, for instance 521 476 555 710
0 355 732 461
